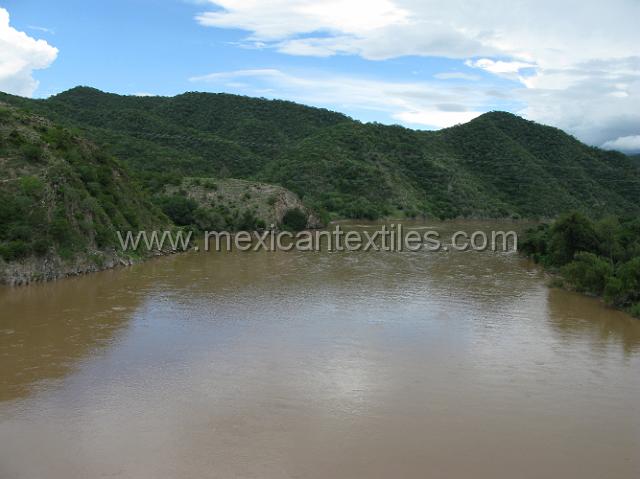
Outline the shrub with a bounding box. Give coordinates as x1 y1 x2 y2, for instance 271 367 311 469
604 276 625 306
281 208 307 231
20 176 44 197
45 127 73 150
155 195 198 226
7 224 31 241
8 130 24 146
32 238 50 256
611 257 640 306
561 252 613 296
0 240 29 261
520 224 550 261
193 207 225 231
95 224 113 248
21 143 44 162
50 216 74 246
237 210 260 231
339 197 383 220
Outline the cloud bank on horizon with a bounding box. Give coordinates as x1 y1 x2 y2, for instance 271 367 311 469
193 0 640 151
1 2 639 152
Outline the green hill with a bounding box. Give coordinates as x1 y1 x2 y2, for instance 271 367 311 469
0 102 170 284
1 86 638 220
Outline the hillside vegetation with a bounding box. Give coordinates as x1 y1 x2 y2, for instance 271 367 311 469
2 87 638 221
0 102 170 284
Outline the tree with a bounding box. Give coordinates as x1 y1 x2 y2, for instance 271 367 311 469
549 212 600 265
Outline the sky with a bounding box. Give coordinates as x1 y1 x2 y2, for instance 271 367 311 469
1 0 639 152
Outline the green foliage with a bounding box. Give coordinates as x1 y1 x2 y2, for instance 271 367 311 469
281 208 308 231
1 88 638 220
605 258 640 309
561 252 612 296
237 209 261 231
19 176 45 197
203 179 217 190
50 212 75 246
21 143 44 162
523 213 640 317
43 126 73 150
193 207 225 231
0 104 168 265
549 212 600 265
0 241 29 261
155 195 198 226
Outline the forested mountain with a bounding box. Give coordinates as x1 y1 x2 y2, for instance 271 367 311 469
1 87 638 220
0 102 170 283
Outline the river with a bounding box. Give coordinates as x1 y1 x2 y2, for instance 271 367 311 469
1 221 639 478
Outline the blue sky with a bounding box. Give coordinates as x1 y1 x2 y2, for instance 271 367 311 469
1 0 639 150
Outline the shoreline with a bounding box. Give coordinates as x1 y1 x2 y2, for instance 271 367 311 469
0 247 177 287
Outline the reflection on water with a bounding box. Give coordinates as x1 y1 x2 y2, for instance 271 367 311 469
547 287 640 356
0 270 138 401
0 221 639 479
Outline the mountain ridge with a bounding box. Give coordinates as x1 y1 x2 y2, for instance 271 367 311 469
1 86 638 220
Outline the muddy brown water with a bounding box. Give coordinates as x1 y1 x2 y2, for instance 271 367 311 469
1 221 639 478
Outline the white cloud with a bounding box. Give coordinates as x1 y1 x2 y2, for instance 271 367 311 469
190 68 490 128
602 135 640 153
28 25 55 35
196 0 409 41
433 72 480 81
0 8 58 97
190 68 284 82
196 1 639 65
466 59 535 75
195 0 640 146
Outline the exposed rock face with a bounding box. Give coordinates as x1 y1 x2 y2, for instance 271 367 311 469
1 251 119 286
0 248 179 286
169 178 324 229
266 187 324 229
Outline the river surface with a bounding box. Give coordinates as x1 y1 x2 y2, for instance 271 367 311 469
1 221 639 479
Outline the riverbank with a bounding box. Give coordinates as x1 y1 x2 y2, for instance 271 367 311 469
0 248 175 286
521 212 640 319
540 269 640 319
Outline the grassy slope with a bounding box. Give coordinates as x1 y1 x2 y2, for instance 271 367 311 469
1 87 638 220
